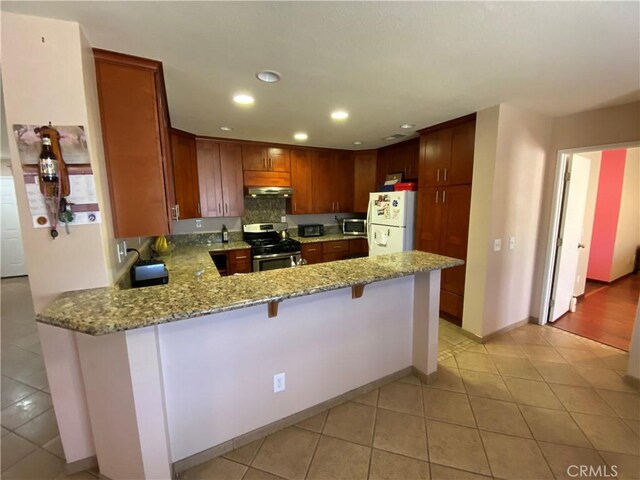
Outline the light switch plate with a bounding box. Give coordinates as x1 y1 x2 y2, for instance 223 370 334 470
509 237 516 250
493 239 502 252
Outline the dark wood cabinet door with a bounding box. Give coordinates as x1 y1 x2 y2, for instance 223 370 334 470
419 129 452 188
353 150 377 213
440 185 472 296
416 188 443 254
449 120 476 185
268 148 291 172
375 147 393 187
219 142 245 217
311 150 335 213
242 144 267 171
171 132 200 219
95 53 170 237
301 243 323 264
336 151 354 212
196 139 223 217
290 150 313 214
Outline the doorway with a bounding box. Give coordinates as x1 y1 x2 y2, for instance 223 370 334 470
540 145 639 350
1 174 27 278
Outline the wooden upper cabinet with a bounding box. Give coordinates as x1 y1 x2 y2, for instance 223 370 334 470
353 150 377 213
336 151 354 213
311 150 335 213
242 145 290 172
419 129 452 187
419 114 476 188
94 49 173 237
171 131 200 219
376 138 419 186
268 148 291 172
290 149 313 214
196 139 244 218
449 121 476 185
197 140 223 217
219 143 245 217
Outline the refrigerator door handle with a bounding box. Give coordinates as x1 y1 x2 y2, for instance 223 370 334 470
366 199 373 252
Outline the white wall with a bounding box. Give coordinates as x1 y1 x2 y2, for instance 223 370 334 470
530 101 640 319
574 152 602 296
463 104 552 337
2 13 116 310
611 147 640 280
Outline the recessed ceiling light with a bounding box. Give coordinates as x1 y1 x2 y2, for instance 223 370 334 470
294 132 308 141
400 123 416 129
256 70 282 83
331 110 349 120
233 94 254 105
353 141 362 145
220 126 233 131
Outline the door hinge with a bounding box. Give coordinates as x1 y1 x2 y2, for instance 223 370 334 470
557 237 563 247
550 299 555 308
564 169 571 182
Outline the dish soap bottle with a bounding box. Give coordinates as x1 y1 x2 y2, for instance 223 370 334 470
221 224 229 243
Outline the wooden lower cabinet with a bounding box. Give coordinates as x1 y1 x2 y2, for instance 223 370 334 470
210 248 252 276
301 239 367 264
301 244 323 264
228 249 251 274
416 185 472 325
322 240 350 262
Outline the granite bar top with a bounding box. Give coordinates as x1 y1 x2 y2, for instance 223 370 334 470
293 234 367 244
37 249 463 336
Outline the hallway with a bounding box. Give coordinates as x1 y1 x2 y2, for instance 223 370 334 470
553 274 640 351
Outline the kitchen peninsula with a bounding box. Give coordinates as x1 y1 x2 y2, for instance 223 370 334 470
37 249 462 479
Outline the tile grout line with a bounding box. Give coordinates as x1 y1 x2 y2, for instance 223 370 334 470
365 389 379 480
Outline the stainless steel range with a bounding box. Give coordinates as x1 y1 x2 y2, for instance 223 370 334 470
243 223 302 272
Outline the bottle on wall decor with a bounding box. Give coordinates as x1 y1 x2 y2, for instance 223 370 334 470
39 134 59 183
221 224 229 243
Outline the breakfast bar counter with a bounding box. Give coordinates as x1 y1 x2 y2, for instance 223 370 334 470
37 250 462 480
37 250 462 335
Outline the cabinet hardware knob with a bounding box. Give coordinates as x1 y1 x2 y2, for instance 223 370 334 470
236 255 247 259
442 190 446 203
225 203 228 214
437 169 440 182
435 191 439 203
218 203 222 214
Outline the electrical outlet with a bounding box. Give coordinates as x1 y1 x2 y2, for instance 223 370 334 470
195 219 202 229
273 373 285 393
116 241 126 263
493 239 502 252
281 216 286 222
509 237 516 250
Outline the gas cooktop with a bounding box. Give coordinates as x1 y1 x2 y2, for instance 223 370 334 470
243 223 301 257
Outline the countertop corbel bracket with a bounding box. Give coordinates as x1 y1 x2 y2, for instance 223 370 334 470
268 300 281 318
352 284 366 299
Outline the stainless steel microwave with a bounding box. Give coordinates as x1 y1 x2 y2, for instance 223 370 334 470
342 219 367 236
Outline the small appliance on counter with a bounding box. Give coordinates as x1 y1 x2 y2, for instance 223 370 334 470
130 259 169 288
342 218 367 236
298 223 324 237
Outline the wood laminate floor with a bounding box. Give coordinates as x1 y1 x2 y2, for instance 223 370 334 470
553 274 640 351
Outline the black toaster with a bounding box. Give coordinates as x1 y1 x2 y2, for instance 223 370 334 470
130 259 169 288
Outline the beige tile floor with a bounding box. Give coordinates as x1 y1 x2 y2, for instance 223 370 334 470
2 277 639 479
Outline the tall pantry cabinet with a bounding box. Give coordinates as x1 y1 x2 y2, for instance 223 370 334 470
416 114 476 325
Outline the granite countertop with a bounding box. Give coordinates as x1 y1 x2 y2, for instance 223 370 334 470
37 248 463 336
293 234 367 244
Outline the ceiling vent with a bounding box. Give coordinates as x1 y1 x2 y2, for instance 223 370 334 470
382 133 409 141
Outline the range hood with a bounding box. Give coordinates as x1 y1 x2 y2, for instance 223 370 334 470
245 187 294 198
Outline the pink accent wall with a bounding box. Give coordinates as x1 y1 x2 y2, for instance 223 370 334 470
587 149 626 281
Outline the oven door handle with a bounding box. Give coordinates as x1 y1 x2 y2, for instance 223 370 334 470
253 252 302 260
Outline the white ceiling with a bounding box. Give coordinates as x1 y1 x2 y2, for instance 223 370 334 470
2 1 639 150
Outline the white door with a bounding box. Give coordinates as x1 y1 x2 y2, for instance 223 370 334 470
549 156 591 321
369 191 409 228
369 225 406 256
1 176 27 277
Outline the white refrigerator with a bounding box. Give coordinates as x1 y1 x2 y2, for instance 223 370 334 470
367 191 417 256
